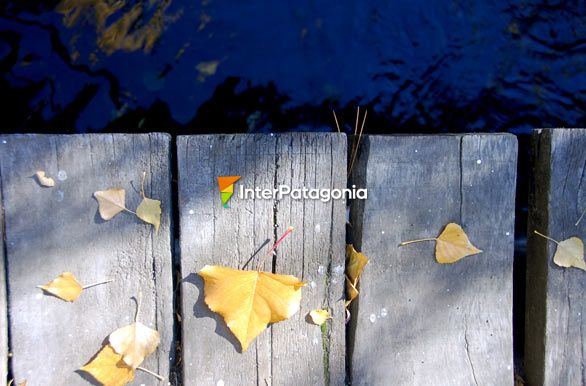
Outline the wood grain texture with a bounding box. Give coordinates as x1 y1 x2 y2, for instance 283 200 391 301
0 134 174 385
178 133 346 386
349 134 517 386
0 169 7 383
525 128 586 386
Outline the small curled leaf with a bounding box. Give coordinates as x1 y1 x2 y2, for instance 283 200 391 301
309 309 332 325
34 171 55 187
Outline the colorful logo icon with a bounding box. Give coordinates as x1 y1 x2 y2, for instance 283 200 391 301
217 176 241 208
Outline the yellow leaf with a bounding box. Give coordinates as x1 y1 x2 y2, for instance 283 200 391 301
109 322 160 369
553 237 586 271
534 231 586 271
136 172 161 231
34 171 55 187
309 309 331 325
400 223 482 264
198 265 305 352
345 276 359 308
345 245 369 308
36 272 82 302
136 197 161 232
346 244 369 283
80 344 134 386
94 188 127 220
435 223 482 263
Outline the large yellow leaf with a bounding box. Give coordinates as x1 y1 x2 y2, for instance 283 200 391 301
109 322 160 369
136 197 161 232
435 223 482 263
198 265 305 352
94 188 127 220
80 344 135 386
346 244 369 283
36 272 82 302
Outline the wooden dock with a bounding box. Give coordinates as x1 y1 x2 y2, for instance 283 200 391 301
525 128 586 386
0 130 581 385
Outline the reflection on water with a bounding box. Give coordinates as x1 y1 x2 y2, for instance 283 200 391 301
1 1 585 134
57 0 172 56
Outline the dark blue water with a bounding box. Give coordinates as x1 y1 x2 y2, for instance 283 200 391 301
1 1 585 134
1 0 586 375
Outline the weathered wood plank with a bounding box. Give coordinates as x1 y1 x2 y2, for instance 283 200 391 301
525 128 586 386
349 134 517 385
0 168 7 384
0 134 174 385
178 133 346 386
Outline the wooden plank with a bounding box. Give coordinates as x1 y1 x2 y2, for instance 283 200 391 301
0 166 7 385
178 133 346 386
349 134 517 385
0 134 174 385
525 128 586 386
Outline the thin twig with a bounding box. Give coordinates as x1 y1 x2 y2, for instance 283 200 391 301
256 226 294 271
137 366 165 381
82 279 114 289
332 110 341 133
348 109 367 177
135 292 142 323
576 208 586 226
140 171 146 199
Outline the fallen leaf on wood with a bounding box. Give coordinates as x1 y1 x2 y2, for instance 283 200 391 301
37 272 82 302
80 344 135 386
345 244 369 307
346 244 368 283
109 294 160 369
309 309 331 325
199 265 305 352
534 230 586 271
37 272 112 302
34 171 55 187
136 172 161 231
94 188 127 220
136 197 161 232
400 223 482 263
345 277 359 308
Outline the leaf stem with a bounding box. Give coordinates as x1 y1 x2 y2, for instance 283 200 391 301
399 237 437 246
576 208 586 226
123 207 137 215
135 291 142 323
137 366 164 381
256 226 294 271
533 230 559 244
140 171 146 199
82 279 114 289
106 200 135 215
